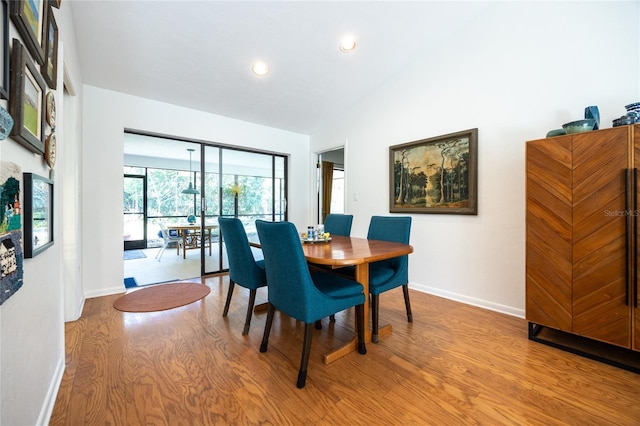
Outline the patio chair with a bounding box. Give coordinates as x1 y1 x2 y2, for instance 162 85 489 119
155 223 183 261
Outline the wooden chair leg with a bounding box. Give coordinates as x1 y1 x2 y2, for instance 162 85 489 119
297 323 314 389
356 304 366 355
243 289 257 335
222 281 235 317
402 284 413 322
329 314 336 322
371 294 380 343
260 304 275 353
315 319 322 329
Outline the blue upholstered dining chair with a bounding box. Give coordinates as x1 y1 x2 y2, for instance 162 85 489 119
219 217 267 336
323 213 353 236
318 213 353 327
255 220 366 389
367 216 412 343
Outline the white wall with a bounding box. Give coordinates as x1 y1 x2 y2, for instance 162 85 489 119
310 1 640 317
0 3 84 425
81 86 310 298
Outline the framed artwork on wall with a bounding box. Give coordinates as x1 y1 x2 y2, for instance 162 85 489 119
9 38 46 154
9 0 45 65
41 4 57 89
0 161 24 305
23 172 54 258
0 0 9 100
389 128 478 215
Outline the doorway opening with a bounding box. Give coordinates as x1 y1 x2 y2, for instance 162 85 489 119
123 131 287 286
316 147 345 224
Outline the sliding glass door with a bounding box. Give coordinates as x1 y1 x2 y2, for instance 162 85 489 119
123 131 287 284
205 146 287 274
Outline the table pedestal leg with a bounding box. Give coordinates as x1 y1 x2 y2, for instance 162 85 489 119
323 263 371 364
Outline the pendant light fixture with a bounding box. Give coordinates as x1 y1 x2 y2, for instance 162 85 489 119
182 148 200 195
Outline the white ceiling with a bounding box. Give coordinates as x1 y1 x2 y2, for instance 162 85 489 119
70 1 491 135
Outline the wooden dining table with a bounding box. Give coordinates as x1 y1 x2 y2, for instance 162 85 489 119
169 224 218 259
301 235 413 364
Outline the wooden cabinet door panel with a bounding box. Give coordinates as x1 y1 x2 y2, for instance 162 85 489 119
526 139 572 329
572 129 630 347
633 125 640 350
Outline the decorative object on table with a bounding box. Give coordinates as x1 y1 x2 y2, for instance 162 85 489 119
389 128 478 215
9 0 45 65
0 105 14 140
44 133 56 168
546 128 567 138
9 38 46 154
218 217 267 335
113 282 211 313
181 148 200 194
45 91 55 128
187 214 196 224
301 235 331 244
562 119 597 134
0 161 24 305
41 4 57 89
229 182 243 197
613 102 640 127
0 0 9 100
22 172 54 258
584 105 600 130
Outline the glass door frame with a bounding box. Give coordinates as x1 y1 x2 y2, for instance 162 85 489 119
123 173 147 250
200 145 288 276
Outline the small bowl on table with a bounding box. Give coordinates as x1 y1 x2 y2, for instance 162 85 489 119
562 119 597 134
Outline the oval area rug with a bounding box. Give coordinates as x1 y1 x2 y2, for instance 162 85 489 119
113 282 211 312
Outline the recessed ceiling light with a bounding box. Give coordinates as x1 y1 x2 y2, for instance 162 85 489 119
252 61 269 76
339 36 357 53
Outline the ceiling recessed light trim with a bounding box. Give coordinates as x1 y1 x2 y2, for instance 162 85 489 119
339 36 357 53
252 61 269 76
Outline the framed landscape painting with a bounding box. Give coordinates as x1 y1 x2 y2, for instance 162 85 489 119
9 38 46 154
389 128 478 215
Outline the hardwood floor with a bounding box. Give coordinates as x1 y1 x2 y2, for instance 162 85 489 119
51 275 640 425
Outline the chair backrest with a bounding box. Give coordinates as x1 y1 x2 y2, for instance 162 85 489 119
159 222 178 239
323 214 353 236
255 220 326 323
367 216 412 271
219 218 266 289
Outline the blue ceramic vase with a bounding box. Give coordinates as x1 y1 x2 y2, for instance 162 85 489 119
585 106 600 130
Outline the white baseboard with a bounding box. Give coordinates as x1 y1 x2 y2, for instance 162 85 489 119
410 282 525 319
37 356 65 426
84 286 125 299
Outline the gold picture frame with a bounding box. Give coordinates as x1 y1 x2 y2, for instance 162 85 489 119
389 128 478 215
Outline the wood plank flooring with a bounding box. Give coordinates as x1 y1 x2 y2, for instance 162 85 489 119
51 275 640 425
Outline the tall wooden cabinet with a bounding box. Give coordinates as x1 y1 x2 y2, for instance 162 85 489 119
526 125 640 357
